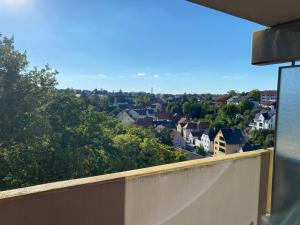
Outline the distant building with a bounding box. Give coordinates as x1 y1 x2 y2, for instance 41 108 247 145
260 90 277 105
117 110 135 124
227 96 241 105
213 95 230 104
155 112 174 122
198 121 210 130
249 112 276 130
128 109 147 120
188 131 204 145
183 122 198 140
176 117 188 135
135 117 153 128
199 128 218 153
214 128 244 155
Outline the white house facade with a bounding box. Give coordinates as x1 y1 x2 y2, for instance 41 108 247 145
249 112 276 130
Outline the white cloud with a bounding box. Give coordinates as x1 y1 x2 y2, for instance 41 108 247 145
97 73 109 79
137 72 146 77
153 74 160 78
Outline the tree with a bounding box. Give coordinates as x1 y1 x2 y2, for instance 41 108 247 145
227 90 238 97
0 35 188 191
248 89 261 102
182 101 203 118
195 146 207 157
239 100 254 114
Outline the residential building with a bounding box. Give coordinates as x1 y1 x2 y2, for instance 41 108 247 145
135 116 153 128
227 96 241 105
213 95 229 104
155 112 173 122
188 130 204 145
249 112 276 130
128 109 147 120
198 121 210 130
117 110 135 124
214 128 244 155
200 128 218 153
176 117 188 135
260 90 277 105
183 122 198 140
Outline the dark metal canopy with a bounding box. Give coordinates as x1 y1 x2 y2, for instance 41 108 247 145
188 0 300 27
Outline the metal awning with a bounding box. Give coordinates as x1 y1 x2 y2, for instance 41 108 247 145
188 0 300 27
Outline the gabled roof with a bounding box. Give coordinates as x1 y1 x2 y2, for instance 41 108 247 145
260 90 277 96
190 130 204 138
255 112 274 121
204 128 218 141
156 112 173 120
198 121 210 130
133 109 147 116
135 117 153 128
220 128 244 145
213 95 229 103
184 122 198 129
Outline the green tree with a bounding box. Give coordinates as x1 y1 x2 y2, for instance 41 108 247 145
239 100 254 114
248 89 261 102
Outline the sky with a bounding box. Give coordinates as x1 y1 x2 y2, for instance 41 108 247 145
0 0 281 94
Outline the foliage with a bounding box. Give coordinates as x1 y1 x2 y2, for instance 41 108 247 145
195 146 207 157
246 130 275 150
248 89 261 102
0 36 186 191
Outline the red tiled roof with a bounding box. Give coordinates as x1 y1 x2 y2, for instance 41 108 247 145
156 112 173 120
135 117 153 128
260 90 277 95
184 122 198 129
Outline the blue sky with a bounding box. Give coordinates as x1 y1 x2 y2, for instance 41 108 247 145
0 0 279 94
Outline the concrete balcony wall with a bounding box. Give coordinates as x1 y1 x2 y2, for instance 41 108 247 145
0 149 272 225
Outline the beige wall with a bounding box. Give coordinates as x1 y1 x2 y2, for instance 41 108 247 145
0 150 272 225
214 131 241 155
125 153 269 225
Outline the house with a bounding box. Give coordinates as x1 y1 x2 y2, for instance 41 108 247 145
227 96 241 105
188 131 204 145
135 117 153 128
249 112 276 130
260 90 277 105
214 128 244 155
117 110 135 124
198 121 210 130
176 117 188 135
213 95 229 104
128 109 147 120
199 128 218 153
183 122 198 140
155 112 174 122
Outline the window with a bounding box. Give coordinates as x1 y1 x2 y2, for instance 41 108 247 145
219 136 225 141
219 148 225 153
220 142 225 147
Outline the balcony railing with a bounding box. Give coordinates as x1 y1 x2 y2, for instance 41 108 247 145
0 149 273 225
